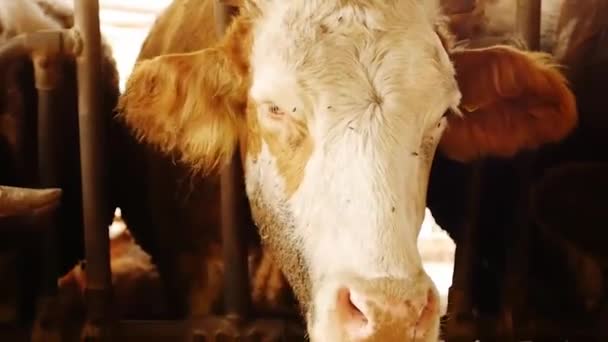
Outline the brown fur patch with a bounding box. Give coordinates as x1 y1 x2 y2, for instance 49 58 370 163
117 13 253 174
439 45 578 162
254 107 314 196
118 0 296 320
136 0 219 60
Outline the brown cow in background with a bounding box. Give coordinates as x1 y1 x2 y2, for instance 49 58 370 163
429 0 608 323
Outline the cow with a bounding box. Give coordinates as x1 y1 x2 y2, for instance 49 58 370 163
431 0 608 321
115 0 578 340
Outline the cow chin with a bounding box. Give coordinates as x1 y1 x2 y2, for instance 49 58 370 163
307 273 441 342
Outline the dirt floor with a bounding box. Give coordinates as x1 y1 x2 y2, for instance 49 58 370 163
98 0 455 315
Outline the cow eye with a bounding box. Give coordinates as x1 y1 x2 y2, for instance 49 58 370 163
266 102 285 119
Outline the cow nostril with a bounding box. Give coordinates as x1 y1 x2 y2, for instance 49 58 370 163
336 287 368 325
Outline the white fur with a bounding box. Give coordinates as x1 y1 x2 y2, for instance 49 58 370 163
246 1 460 340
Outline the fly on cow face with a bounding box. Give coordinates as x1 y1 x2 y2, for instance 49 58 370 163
245 1 460 341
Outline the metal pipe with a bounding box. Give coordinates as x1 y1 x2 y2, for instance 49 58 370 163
73 0 113 337
505 4 540 334
36 83 62 189
445 162 481 340
214 0 251 319
0 29 78 66
0 28 77 187
36 83 62 300
516 0 542 50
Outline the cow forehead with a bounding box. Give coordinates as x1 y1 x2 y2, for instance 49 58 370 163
251 0 440 57
249 0 453 116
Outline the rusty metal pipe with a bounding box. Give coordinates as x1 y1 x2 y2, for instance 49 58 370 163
516 0 542 50
73 0 113 337
214 0 251 319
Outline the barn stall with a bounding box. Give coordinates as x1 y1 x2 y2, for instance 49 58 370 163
0 0 606 341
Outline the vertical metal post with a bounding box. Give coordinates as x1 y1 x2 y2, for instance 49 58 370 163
214 0 251 319
516 0 542 50
500 2 542 339
445 163 482 341
33 58 62 325
73 0 113 338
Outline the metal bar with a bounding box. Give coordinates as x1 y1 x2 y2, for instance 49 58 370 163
33 51 63 190
36 88 61 189
73 0 113 338
491 5 541 341
32 55 67 338
516 0 542 50
499 3 541 334
0 30 77 67
214 0 251 319
444 162 481 341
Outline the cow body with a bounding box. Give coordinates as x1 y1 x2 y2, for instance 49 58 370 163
117 1 577 341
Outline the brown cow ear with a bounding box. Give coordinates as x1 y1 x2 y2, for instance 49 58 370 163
118 16 252 174
438 45 578 162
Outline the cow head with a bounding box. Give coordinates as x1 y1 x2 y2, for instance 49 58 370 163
118 0 577 340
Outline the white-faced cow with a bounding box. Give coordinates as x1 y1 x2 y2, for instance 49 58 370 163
118 0 577 340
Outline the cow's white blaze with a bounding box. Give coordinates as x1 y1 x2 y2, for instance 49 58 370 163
246 0 461 340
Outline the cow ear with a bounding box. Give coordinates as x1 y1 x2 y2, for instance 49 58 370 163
117 17 251 174
439 46 578 162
